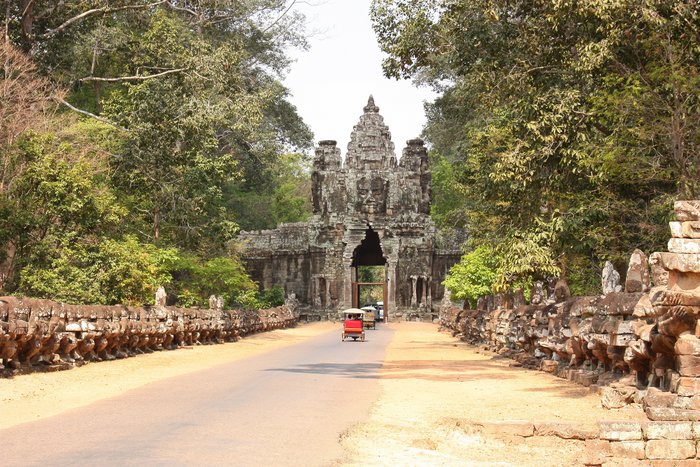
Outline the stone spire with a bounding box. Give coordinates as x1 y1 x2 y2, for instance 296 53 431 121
345 95 396 170
364 95 379 113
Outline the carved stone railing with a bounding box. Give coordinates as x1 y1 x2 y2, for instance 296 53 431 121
440 200 700 420
0 294 299 376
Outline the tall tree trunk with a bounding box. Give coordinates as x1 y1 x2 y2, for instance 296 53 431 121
20 0 35 47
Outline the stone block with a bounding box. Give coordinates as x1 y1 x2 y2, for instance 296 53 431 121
654 252 700 274
645 439 696 459
643 422 693 440
541 359 558 373
670 221 700 239
669 238 700 254
480 420 534 437
534 422 598 440
603 461 651 467
674 201 700 222
678 377 700 397
677 355 700 377
609 441 646 459
584 439 611 465
672 396 700 410
612 333 635 346
645 388 679 409
649 461 700 467
645 407 700 422
651 289 700 308
599 421 644 441
676 335 700 356
578 372 599 387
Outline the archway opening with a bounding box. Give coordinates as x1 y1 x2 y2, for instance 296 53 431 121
351 227 385 267
351 227 388 322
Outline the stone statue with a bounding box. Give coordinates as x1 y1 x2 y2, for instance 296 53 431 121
602 261 622 294
625 249 650 293
155 286 167 307
530 281 545 305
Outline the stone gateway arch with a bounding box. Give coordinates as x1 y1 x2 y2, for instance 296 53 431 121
240 97 462 321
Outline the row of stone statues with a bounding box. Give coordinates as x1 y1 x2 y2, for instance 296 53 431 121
0 293 299 374
440 201 700 416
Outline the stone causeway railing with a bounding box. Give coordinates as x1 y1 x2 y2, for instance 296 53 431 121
0 292 300 376
440 201 700 421
453 418 700 464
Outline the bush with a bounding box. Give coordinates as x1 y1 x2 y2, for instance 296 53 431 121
20 235 177 305
443 246 499 309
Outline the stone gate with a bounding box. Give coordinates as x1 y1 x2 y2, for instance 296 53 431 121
239 97 462 321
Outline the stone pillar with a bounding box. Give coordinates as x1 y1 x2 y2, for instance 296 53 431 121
421 276 428 306
387 261 397 318
648 201 700 397
342 261 353 311
426 278 432 309
312 277 322 307
325 278 331 309
410 275 418 308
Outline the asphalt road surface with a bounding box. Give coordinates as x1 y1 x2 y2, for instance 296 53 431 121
2 324 393 467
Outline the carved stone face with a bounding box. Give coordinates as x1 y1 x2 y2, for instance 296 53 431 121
356 176 387 214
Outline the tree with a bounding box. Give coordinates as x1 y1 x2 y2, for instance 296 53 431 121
371 0 699 293
1 2 313 305
443 246 499 309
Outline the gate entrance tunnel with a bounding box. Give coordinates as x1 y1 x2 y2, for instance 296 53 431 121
351 228 388 322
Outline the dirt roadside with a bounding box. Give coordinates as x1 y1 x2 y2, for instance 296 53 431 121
340 322 646 467
0 322 335 429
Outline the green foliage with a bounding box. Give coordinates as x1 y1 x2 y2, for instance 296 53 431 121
0 127 126 291
233 286 285 311
429 151 469 228
443 246 499 308
372 0 699 291
1 2 314 307
357 266 385 283
20 235 177 305
227 152 312 231
169 254 257 308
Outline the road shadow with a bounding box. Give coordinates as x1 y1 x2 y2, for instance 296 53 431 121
265 362 382 379
379 359 518 382
265 359 519 382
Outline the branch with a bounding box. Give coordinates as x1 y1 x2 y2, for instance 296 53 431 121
262 0 298 33
79 67 187 83
40 1 166 39
22 0 37 18
163 1 198 17
54 97 127 131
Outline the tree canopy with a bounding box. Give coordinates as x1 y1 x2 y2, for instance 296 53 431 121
372 0 700 297
1 1 313 306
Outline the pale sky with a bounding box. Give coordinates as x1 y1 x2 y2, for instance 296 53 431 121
283 0 436 157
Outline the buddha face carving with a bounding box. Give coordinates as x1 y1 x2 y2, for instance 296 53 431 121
356 176 387 215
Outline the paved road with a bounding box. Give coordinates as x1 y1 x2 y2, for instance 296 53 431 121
2 324 393 467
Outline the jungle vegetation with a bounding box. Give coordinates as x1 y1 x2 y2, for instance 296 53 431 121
0 0 312 308
372 0 700 298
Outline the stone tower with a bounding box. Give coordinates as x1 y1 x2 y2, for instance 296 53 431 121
240 97 462 321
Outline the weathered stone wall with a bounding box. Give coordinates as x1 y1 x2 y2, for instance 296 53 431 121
440 200 700 421
454 419 700 463
0 294 299 376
